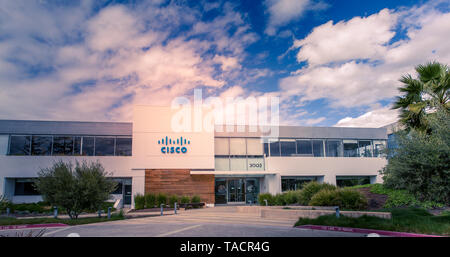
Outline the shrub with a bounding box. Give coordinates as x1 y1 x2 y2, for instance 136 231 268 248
309 188 368 210
0 195 12 213
34 160 117 219
298 181 337 205
144 193 156 208
381 109 449 205
191 195 201 203
370 184 444 209
258 193 274 206
283 190 302 205
134 194 145 210
169 195 179 207
274 193 287 206
338 189 368 210
309 189 341 207
180 196 190 204
156 193 168 206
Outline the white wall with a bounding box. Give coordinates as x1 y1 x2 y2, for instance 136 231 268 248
132 106 215 170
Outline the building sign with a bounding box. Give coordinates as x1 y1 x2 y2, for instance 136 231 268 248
158 136 190 154
248 158 265 171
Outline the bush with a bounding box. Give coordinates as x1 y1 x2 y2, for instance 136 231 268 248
191 195 201 203
258 193 274 206
145 193 156 208
338 189 368 210
156 193 168 207
180 196 190 204
0 195 12 213
298 181 337 205
370 184 444 209
134 194 145 210
169 195 179 207
34 160 117 219
309 188 368 210
283 190 302 205
381 109 449 205
309 189 341 207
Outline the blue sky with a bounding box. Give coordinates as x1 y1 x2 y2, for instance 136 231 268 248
0 0 449 127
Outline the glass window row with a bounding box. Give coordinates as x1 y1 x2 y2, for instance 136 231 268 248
264 139 386 158
8 135 132 156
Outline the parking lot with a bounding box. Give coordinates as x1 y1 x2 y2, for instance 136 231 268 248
0 206 367 237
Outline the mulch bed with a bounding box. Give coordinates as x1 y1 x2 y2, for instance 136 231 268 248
356 187 388 210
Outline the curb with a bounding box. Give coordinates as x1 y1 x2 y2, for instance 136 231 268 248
296 225 444 237
0 223 68 230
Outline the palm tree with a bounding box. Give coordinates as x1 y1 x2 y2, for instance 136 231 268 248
393 62 450 132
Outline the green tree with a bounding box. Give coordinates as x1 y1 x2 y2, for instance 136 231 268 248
393 62 450 132
381 108 450 205
35 160 117 219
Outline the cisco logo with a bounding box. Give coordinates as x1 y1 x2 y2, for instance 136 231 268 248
158 136 190 154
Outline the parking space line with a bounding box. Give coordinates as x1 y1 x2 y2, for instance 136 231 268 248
43 226 73 237
155 224 202 237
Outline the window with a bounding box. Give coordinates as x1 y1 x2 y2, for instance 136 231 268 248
52 136 74 155
95 137 115 156
326 140 342 157
246 138 263 156
312 140 324 157
343 140 358 157
215 138 229 155
269 140 280 156
215 157 230 171
281 176 318 191
111 182 123 194
82 137 95 156
264 142 269 156
230 156 246 170
336 176 371 187
374 140 387 157
9 135 31 155
73 136 82 155
358 140 372 157
297 140 312 155
31 136 52 155
115 137 132 156
230 138 246 155
280 140 296 156
14 178 39 195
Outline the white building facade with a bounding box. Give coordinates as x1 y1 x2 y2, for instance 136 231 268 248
0 106 387 207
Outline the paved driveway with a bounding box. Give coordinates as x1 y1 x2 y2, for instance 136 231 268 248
1 206 366 237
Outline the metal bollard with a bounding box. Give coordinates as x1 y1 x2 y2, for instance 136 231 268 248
160 203 164 216
6 207 10 216
174 202 177 215
53 206 58 219
107 207 111 219
264 199 268 206
335 206 340 218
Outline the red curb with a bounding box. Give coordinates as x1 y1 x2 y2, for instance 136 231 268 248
296 225 444 237
0 223 68 230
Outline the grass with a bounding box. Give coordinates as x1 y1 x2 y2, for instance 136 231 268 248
0 212 124 226
295 207 450 236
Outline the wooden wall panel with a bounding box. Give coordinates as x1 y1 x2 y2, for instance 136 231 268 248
145 169 215 204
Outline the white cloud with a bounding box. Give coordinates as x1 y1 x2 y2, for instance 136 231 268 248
281 1 450 120
293 8 397 66
264 0 327 36
0 1 265 122
335 106 400 128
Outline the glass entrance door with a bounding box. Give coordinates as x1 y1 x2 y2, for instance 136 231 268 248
245 179 259 204
228 179 245 203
